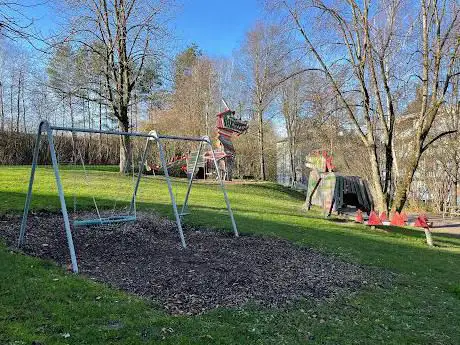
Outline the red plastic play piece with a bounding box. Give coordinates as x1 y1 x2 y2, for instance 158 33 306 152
380 211 388 222
367 210 382 226
355 209 364 223
414 214 429 229
324 152 335 172
390 212 405 226
401 212 408 223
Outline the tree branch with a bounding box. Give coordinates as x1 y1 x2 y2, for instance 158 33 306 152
421 130 458 153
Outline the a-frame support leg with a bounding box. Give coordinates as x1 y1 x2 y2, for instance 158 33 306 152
151 131 187 248
128 137 153 215
18 122 44 247
18 120 79 273
180 141 203 216
205 138 239 237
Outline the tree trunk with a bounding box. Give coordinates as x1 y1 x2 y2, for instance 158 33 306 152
69 95 74 128
0 82 4 132
118 106 132 173
22 80 26 134
87 96 92 163
82 97 86 129
453 162 458 207
383 142 393 209
393 140 422 212
105 103 109 161
455 180 459 208
99 93 102 163
134 93 138 131
16 74 20 133
289 136 296 187
257 107 266 180
69 95 78 147
368 144 387 212
9 82 13 133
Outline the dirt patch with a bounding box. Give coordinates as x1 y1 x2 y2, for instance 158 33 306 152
0 212 384 315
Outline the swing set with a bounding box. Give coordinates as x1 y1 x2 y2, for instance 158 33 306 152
18 121 239 273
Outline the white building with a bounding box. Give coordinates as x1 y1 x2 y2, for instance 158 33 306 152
276 140 308 190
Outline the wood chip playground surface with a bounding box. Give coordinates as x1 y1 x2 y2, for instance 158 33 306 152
0 212 387 315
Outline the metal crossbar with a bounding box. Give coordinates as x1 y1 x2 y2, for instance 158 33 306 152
18 121 239 274
50 125 207 142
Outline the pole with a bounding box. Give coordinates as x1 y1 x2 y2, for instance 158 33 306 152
18 121 45 246
129 138 153 215
205 138 239 237
19 121 78 272
151 131 187 248
181 141 203 216
47 125 79 272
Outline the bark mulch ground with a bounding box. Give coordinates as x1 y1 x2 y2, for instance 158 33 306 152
0 212 386 315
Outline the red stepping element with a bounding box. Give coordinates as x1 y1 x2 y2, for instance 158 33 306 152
390 212 405 226
401 212 408 223
367 210 382 226
380 211 388 222
355 209 364 223
414 214 430 229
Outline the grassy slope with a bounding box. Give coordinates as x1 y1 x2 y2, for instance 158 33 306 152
0 166 459 345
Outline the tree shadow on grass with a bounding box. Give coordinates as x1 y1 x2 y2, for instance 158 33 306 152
2 189 459 283
237 182 306 201
375 224 460 245
3 187 459 248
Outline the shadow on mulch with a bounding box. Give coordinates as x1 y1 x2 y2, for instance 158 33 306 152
0 212 387 315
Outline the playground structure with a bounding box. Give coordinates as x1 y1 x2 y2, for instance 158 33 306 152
304 150 373 216
18 120 239 273
186 101 248 181
144 153 189 177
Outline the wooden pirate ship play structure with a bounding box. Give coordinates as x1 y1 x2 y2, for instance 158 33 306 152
186 101 248 180
304 150 373 216
144 101 248 180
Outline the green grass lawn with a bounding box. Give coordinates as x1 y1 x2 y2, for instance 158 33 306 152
1 166 460 344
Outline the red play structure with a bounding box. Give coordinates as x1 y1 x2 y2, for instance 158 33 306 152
186 100 248 180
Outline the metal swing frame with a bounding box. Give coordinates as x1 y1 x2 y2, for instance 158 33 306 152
18 121 239 273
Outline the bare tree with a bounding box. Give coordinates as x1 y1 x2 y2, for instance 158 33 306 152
427 68 460 210
273 0 459 212
61 0 168 172
0 81 4 131
448 67 460 207
148 45 217 142
392 0 460 211
0 1 54 51
0 2 33 41
237 23 286 180
275 0 399 211
280 72 305 186
47 44 80 130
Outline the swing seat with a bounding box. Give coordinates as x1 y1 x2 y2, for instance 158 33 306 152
73 215 137 227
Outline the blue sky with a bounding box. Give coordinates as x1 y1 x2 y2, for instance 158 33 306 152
172 0 262 57
18 0 263 58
